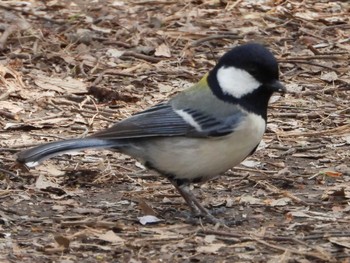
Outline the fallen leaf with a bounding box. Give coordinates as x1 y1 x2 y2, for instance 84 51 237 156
204 235 216 244
241 160 261 168
239 194 263 205
35 175 60 189
91 24 111 33
196 243 225 254
0 101 23 114
31 71 87 94
324 171 342 178
72 207 102 214
97 230 124 244
320 72 338 82
155 43 171 57
54 235 70 249
106 48 125 58
329 237 350 249
268 197 291 207
37 164 65 176
138 215 162 225
158 83 173 93
138 200 157 216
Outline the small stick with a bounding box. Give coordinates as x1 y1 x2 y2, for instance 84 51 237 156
278 124 350 137
0 109 18 120
279 60 341 73
121 51 161 63
190 34 242 47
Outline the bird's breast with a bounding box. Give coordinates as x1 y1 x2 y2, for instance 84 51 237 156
129 113 266 182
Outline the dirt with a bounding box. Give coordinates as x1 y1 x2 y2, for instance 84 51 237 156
0 0 349 262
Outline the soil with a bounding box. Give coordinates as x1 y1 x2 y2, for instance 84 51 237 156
0 0 349 262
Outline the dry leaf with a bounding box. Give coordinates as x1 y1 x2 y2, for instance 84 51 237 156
268 197 291 207
37 164 65 176
239 194 263 205
155 43 171 57
91 24 111 33
241 160 261 168
97 230 125 244
196 243 225 254
54 235 70 249
0 101 23 114
138 200 157 216
35 175 60 189
138 215 162 225
158 83 173 93
329 237 350 249
106 48 125 58
320 72 338 82
31 71 87 94
324 171 342 178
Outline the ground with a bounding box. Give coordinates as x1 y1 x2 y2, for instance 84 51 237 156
0 0 349 262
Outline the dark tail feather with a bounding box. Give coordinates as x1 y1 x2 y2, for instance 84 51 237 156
16 138 122 167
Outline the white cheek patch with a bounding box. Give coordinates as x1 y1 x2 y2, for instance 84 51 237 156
175 109 202 132
217 66 261 98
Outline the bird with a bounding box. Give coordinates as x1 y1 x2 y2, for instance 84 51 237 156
17 43 286 223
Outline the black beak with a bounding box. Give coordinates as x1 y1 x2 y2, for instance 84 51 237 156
268 80 286 93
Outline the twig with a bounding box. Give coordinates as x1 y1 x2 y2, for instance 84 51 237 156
121 51 161 63
280 55 347 60
269 144 324 152
319 23 350 35
24 112 65 122
29 133 67 140
0 148 20 152
225 0 243 10
270 112 320 119
90 69 133 87
0 24 17 50
130 0 178 5
200 230 333 261
0 167 23 181
279 60 341 74
278 124 350 137
253 238 333 262
60 218 121 228
201 230 247 239
233 166 276 175
0 3 66 25
0 87 16 100
190 34 242 47
7 143 41 149
101 40 131 48
0 109 18 120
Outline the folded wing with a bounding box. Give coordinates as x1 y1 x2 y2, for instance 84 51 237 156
91 103 246 139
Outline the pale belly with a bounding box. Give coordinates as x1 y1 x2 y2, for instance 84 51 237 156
126 114 266 181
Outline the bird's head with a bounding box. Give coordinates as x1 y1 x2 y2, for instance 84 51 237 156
208 43 286 102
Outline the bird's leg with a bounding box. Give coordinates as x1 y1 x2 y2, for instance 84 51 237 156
171 181 201 216
170 179 220 224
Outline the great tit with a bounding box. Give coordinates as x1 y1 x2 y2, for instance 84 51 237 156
17 43 286 223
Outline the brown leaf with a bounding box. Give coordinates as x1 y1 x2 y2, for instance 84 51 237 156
31 71 87 94
54 235 70 249
97 230 125 244
35 175 60 189
155 43 171 58
138 199 157 216
196 243 225 254
329 237 350 249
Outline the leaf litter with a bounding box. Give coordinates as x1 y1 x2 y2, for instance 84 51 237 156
0 0 349 262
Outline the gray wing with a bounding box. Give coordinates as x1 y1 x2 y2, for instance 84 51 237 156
91 103 246 139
